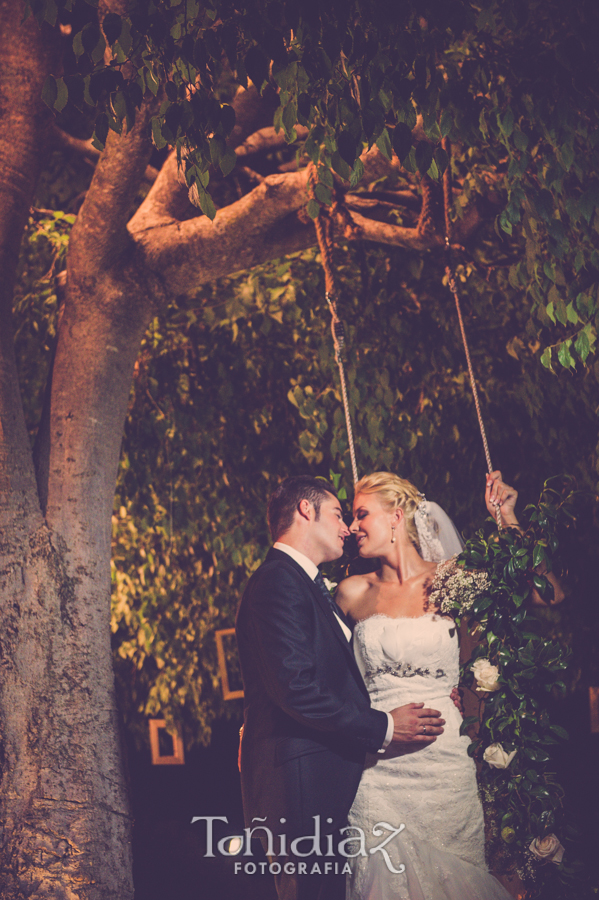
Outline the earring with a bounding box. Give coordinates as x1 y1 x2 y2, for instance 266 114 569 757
391 525 396 544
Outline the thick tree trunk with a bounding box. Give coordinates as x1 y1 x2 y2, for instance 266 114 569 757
0 4 137 898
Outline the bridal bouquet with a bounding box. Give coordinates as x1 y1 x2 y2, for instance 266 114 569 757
428 559 491 617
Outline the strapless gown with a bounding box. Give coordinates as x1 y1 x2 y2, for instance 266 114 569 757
346 613 513 899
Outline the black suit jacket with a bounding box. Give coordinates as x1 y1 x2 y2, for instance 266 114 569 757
235 548 388 848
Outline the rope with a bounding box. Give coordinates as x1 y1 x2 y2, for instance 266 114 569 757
325 292 359 485
442 140 502 527
308 165 359 485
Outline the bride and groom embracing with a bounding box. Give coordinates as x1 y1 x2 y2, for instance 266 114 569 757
235 473 519 900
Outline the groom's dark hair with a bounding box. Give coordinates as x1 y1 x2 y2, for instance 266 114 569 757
268 476 338 540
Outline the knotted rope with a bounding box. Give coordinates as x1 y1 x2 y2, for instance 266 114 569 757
442 139 501 527
308 164 359 485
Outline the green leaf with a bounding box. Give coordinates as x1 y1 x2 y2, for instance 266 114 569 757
314 183 332 206
459 716 479 736
415 140 434 175
557 339 575 369
44 0 58 26
540 347 553 370
209 135 225 167
219 148 237 177
91 113 109 150
532 544 547 568
500 108 514 137
41 75 58 110
73 29 85 58
439 109 452 139
349 158 364 189
426 159 439 180
331 152 351 181
53 77 68 113
579 184 599 223
392 122 412 162
306 199 320 219
513 129 528 151
575 325 595 363
434 146 449 174
196 185 216 220
376 128 392 161
282 101 298 137
102 12 122 44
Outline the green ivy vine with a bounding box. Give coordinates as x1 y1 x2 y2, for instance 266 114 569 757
453 477 587 898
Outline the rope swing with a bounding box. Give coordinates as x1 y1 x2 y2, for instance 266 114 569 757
308 147 501 525
442 139 502 527
308 165 359 485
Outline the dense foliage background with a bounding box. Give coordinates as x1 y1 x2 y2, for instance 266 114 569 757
14 150 598 750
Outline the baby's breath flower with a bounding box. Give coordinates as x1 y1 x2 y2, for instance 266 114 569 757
428 557 491 616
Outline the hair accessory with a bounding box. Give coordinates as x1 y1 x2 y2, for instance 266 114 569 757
414 497 464 562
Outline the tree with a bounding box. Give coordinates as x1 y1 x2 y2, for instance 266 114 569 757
2 0 599 897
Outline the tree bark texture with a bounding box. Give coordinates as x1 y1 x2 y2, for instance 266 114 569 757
0 4 134 898
0 6 497 897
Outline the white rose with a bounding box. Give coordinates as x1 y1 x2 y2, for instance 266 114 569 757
483 743 517 769
529 834 565 865
323 578 337 592
472 658 501 692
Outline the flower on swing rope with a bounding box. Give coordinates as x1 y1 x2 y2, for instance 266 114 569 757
472 658 501 692
483 743 517 769
528 834 565 865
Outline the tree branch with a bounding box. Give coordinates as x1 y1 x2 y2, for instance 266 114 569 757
345 209 444 250
133 84 281 226
235 125 309 158
68 96 160 273
51 125 159 183
133 169 310 290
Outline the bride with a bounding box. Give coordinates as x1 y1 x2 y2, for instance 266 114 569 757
335 471 524 900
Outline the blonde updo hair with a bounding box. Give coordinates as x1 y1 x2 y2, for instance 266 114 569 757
354 472 423 549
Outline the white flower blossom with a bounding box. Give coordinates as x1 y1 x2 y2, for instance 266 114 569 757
529 834 565 865
472 658 501 692
323 578 337 593
483 743 517 769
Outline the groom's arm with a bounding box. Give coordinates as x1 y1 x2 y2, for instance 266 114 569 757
243 564 388 754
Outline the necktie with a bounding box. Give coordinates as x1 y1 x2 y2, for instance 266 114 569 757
314 572 350 629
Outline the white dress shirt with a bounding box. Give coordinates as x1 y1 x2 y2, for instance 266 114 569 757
273 542 393 750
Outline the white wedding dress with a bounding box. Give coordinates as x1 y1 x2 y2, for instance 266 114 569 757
346 607 513 899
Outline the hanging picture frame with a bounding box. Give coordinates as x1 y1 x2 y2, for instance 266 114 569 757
215 628 244 700
149 719 185 765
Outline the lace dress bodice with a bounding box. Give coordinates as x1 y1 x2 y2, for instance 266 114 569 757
354 612 459 707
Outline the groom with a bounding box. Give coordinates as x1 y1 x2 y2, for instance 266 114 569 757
235 476 446 900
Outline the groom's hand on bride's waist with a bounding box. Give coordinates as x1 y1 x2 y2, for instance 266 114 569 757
388 702 445 745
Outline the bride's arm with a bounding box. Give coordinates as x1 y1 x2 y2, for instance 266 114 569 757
485 472 565 606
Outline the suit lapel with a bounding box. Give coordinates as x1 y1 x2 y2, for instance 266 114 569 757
264 548 368 695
